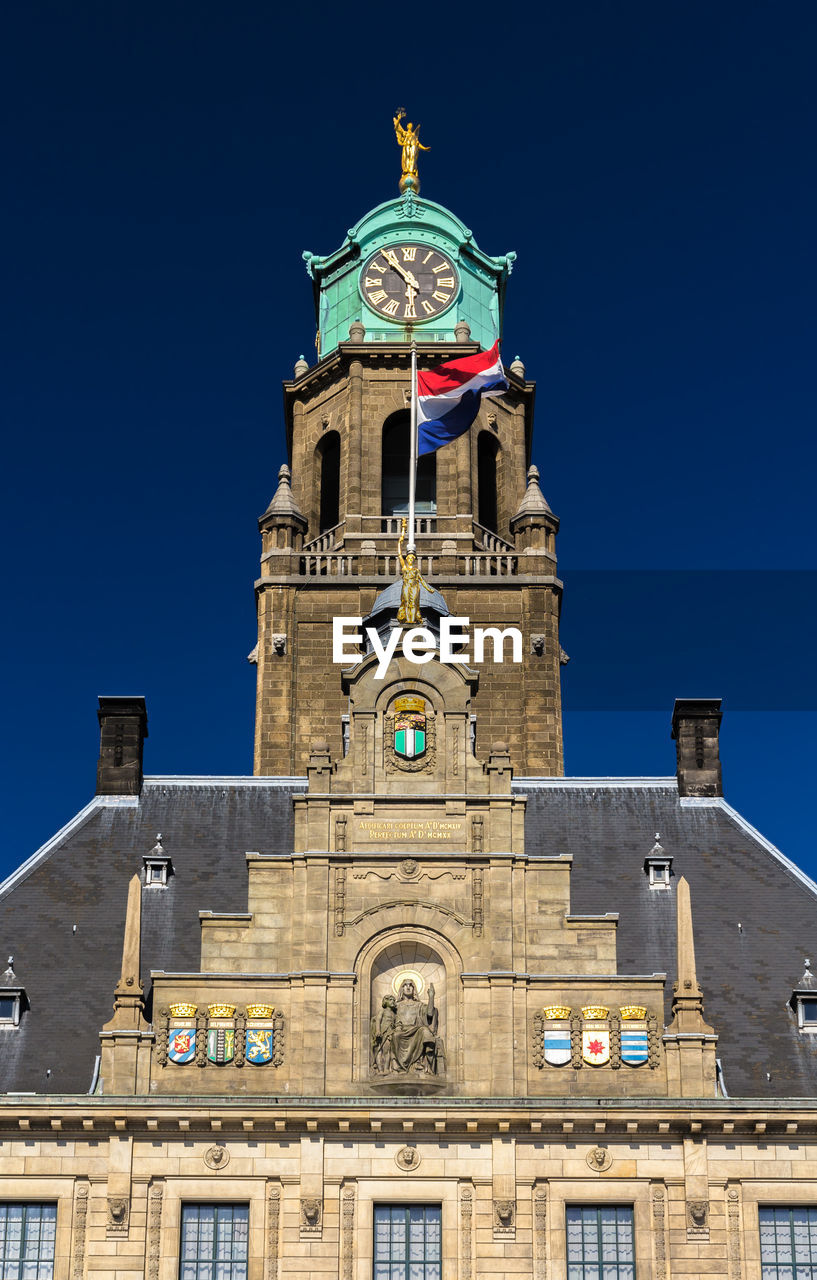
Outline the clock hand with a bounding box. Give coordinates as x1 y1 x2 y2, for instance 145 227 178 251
383 249 421 292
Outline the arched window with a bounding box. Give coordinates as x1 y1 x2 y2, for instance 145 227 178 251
477 432 500 533
316 431 340 533
381 411 436 515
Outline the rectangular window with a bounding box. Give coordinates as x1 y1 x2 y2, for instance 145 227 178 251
566 1206 635 1280
760 1206 817 1278
179 1204 249 1280
0 1204 57 1279
374 1205 442 1280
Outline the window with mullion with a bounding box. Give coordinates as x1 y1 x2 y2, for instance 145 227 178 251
374 1205 442 1280
0 1203 57 1279
760 1206 817 1278
179 1204 249 1280
566 1206 635 1280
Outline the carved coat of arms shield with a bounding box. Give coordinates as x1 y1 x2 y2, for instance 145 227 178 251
167 1027 196 1064
245 1029 274 1065
620 1022 649 1066
542 1006 572 1066
206 1027 235 1064
582 1028 611 1066
394 695 426 761
245 1004 276 1065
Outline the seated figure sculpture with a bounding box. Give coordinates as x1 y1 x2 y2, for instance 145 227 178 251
371 979 441 1075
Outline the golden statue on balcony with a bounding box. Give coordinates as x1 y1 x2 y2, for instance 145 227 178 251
397 518 430 626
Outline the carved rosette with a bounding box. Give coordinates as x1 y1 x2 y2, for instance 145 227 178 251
155 1008 169 1066
384 713 437 773
272 1010 285 1066
234 1011 246 1067
195 1010 208 1067
532 1012 545 1069
147 1184 164 1280
647 1013 661 1068
570 1013 583 1068
610 1012 622 1069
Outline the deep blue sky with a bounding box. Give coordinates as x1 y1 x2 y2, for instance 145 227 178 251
1 2 815 879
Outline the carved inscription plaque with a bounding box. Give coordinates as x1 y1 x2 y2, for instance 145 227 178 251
353 818 466 850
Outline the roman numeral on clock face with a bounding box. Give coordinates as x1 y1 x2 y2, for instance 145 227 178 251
361 245 460 319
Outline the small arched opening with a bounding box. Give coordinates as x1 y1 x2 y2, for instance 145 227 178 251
381 411 436 515
315 431 341 533
477 431 500 533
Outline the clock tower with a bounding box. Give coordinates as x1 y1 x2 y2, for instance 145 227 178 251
253 182 564 777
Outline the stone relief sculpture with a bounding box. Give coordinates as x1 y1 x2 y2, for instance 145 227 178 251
370 979 444 1075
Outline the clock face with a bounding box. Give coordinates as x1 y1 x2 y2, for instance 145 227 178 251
360 243 460 323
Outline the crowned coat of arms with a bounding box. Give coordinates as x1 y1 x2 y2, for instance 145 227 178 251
385 695 436 773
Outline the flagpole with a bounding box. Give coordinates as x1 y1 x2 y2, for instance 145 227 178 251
407 343 418 551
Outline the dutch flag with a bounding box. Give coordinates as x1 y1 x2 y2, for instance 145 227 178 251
416 341 509 456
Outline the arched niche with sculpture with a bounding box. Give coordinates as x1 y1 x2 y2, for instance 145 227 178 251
355 931 461 1091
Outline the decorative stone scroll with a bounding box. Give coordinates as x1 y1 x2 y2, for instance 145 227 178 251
265 1185 280 1280
147 1183 164 1280
533 1186 547 1280
459 1185 473 1280
71 1183 88 1280
727 1187 742 1280
341 1185 355 1280
651 1186 667 1280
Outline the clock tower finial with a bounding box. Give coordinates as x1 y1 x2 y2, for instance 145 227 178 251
393 109 430 195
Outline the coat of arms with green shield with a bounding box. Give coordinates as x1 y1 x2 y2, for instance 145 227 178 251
394 695 426 761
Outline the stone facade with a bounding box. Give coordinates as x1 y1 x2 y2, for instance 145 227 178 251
253 341 564 779
1 1101 816 1278
3 186 817 1280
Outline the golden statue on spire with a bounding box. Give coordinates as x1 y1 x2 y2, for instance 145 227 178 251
394 109 430 194
397 518 430 625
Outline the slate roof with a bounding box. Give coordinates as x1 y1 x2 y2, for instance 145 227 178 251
1 775 815 1099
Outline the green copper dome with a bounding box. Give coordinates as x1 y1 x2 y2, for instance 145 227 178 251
303 190 515 356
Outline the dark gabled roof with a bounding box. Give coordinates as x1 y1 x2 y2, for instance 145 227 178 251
521 779 817 1098
0 775 815 1099
0 779 304 1095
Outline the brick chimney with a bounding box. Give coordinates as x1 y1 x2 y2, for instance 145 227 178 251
96 697 148 796
671 698 723 797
